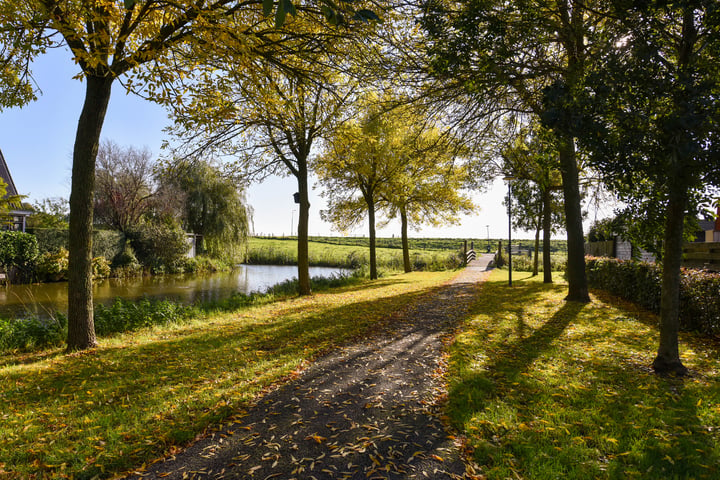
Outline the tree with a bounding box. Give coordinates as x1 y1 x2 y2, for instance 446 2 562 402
8 0 370 350
317 101 409 279
506 178 565 278
0 2 48 109
94 140 155 232
158 159 250 263
587 217 624 243
27 197 70 229
501 126 565 281
578 1 720 375
166 25 365 294
0 179 25 228
380 114 474 273
421 0 606 302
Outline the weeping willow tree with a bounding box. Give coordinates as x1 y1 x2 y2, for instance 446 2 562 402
158 159 250 263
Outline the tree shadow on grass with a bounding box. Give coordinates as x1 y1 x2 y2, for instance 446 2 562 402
0 347 64 367
0 278 454 479
591 365 719 479
447 277 720 479
449 299 585 426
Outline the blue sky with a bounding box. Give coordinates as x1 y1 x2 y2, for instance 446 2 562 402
0 47 606 240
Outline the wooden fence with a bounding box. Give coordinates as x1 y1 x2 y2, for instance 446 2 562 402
585 239 720 272
682 243 720 271
585 240 614 257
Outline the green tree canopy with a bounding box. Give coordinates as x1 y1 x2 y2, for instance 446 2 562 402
317 98 409 279
158 159 250 263
501 125 566 281
420 0 608 301
576 1 720 374
165 35 366 293
27 197 70 230
380 110 475 273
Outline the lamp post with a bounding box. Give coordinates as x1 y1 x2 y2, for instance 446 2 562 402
486 224 490 252
503 176 515 286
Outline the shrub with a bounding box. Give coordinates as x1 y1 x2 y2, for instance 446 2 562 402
32 228 68 254
0 296 194 352
0 231 39 282
176 256 231 274
586 257 720 335
126 220 188 269
94 298 193 336
679 269 720 333
32 228 125 259
413 251 464 271
92 256 111 279
34 248 69 282
0 314 66 352
29 250 110 282
258 271 363 297
93 230 125 261
111 243 142 277
507 253 567 272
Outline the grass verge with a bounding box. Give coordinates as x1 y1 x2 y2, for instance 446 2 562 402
448 269 720 479
0 270 456 479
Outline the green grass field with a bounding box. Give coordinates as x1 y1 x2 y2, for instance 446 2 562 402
448 270 720 479
253 235 567 254
247 236 567 273
246 236 465 271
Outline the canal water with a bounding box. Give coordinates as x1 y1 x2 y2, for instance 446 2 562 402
0 265 349 319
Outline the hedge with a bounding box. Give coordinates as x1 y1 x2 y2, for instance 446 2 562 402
586 257 720 335
31 228 125 261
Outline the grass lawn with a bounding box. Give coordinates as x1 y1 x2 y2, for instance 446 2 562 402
448 269 720 479
0 270 456 479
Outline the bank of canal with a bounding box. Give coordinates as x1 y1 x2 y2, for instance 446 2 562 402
0 265 350 319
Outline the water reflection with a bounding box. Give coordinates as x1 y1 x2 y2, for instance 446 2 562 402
0 265 349 319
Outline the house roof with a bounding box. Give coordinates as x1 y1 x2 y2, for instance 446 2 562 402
699 219 715 231
0 149 20 197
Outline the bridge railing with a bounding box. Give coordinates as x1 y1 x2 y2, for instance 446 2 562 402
466 249 476 263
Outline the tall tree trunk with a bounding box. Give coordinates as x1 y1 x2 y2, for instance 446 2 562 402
296 160 311 295
66 75 112 351
652 188 688 375
554 4 589 300
542 185 553 284
533 221 540 277
367 200 378 280
400 206 411 273
651 4 695 375
557 136 589 301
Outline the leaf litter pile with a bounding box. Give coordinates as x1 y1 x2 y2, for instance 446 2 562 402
126 261 493 479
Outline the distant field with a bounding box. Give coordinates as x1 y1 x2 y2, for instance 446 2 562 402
247 237 465 271
255 236 568 253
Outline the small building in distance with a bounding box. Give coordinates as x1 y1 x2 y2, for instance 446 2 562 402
0 149 32 232
695 207 720 242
